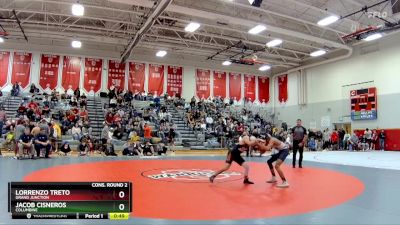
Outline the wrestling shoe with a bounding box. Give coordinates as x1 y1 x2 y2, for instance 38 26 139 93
266 177 277 183
276 181 289 188
243 178 254 184
209 175 216 183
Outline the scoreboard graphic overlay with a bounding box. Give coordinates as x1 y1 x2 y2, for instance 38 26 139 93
8 182 132 220
350 87 377 120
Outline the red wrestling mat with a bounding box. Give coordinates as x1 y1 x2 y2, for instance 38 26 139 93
24 160 364 220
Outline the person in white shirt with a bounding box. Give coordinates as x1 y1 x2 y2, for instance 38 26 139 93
206 116 213 129
66 86 74 98
71 124 82 140
223 98 230 105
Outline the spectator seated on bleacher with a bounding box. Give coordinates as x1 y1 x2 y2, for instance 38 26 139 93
11 83 21 97
2 125 16 152
72 123 82 140
17 103 27 116
29 84 40 95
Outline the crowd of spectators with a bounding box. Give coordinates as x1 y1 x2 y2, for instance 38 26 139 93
1 84 388 158
306 128 385 151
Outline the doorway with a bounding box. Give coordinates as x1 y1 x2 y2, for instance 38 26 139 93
334 123 352 134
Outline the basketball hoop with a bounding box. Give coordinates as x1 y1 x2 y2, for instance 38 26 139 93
0 32 9 36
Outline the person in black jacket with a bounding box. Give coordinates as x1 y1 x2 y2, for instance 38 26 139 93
379 130 386 151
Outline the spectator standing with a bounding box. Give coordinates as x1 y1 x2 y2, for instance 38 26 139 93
338 129 345 150
101 123 110 145
364 128 372 150
144 123 152 141
371 130 378 150
379 130 385 151
330 130 339 150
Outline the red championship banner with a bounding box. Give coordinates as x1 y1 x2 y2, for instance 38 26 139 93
278 74 288 103
39 54 60 90
258 76 270 103
108 60 126 90
83 58 103 92
11 52 32 88
148 64 164 96
0 51 10 87
195 69 210 99
244 74 256 102
213 71 226 98
128 62 145 92
167 65 183 96
62 56 81 90
229 72 242 100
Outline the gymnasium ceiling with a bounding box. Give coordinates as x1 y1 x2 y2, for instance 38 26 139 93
0 0 398 74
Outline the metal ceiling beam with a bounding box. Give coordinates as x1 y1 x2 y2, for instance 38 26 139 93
120 0 173 63
280 0 360 26
0 7 305 60
0 1 320 53
225 0 348 35
109 0 351 50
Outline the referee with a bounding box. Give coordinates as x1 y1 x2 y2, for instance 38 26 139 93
291 119 307 168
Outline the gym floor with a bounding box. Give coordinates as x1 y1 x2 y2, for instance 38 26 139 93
1 152 400 225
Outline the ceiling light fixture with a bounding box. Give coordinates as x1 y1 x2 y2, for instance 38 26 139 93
222 60 232 66
248 25 266 34
317 15 339 26
363 33 383 41
0 37 4 43
259 65 271 71
156 50 167 57
71 40 82 48
72 3 85 16
185 22 201 32
266 39 282 47
310 49 327 57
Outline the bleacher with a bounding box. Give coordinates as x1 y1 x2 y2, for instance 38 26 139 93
0 92 235 156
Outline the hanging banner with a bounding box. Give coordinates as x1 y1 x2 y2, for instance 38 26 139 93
11 52 32 88
83 58 103 93
229 72 242 100
213 71 226 98
62 56 81 90
278 74 288 103
195 69 210 99
167 65 183 96
0 51 10 88
108 60 126 90
244 74 256 102
258 76 270 104
128 62 145 92
148 64 164 96
39 54 60 90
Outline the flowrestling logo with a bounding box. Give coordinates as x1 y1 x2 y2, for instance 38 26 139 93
142 169 242 183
